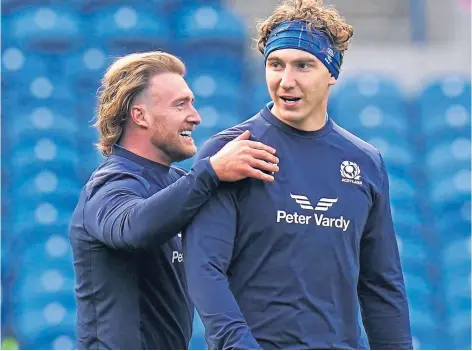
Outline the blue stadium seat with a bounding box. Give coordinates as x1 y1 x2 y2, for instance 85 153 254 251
388 174 418 207
12 240 77 349
409 306 436 330
330 75 409 139
428 169 470 205
1 0 68 15
5 76 76 111
405 287 442 349
245 80 271 116
13 268 75 311
22 324 77 350
12 296 76 348
174 4 247 52
73 0 184 13
6 127 78 155
449 311 471 350
14 171 82 201
2 49 49 91
432 196 470 225
425 137 470 185
365 137 415 177
9 224 71 256
418 75 471 139
11 237 73 287
197 105 245 132
443 237 470 271
186 72 242 111
398 235 428 266
392 210 432 254
73 0 152 12
6 106 79 148
181 51 245 84
62 49 112 93
5 161 84 200
91 6 171 54
10 193 76 234
6 132 80 167
410 325 445 350
3 79 76 122
10 191 79 223
180 0 221 6
444 274 470 324
9 7 83 53
436 215 470 245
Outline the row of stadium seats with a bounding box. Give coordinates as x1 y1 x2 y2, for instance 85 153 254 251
3 4 247 55
2 0 221 14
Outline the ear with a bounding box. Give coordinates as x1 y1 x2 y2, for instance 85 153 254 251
328 75 337 86
130 104 149 128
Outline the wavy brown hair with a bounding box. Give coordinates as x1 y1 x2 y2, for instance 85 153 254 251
256 0 354 55
94 51 185 156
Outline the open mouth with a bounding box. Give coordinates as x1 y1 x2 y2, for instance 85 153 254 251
280 96 301 105
179 130 194 142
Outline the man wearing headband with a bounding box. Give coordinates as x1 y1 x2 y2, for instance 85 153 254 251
184 0 413 349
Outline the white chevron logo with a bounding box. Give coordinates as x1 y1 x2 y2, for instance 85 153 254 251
290 194 314 210
314 198 338 211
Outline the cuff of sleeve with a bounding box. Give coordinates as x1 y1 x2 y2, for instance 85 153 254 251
191 157 221 190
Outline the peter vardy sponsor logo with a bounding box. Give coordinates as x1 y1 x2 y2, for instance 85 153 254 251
276 194 351 232
172 251 183 263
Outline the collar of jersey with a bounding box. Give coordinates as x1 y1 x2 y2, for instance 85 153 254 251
260 101 333 138
112 144 171 171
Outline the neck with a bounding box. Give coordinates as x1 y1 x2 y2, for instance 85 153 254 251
119 133 171 166
272 99 328 131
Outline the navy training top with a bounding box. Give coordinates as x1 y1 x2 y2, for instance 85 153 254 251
183 103 413 350
69 145 219 349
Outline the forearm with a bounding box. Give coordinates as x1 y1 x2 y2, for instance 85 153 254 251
91 158 219 250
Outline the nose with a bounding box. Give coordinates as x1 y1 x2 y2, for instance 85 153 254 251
280 67 296 90
188 106 201 125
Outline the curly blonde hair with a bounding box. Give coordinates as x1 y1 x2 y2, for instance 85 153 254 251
256 0 354 55
94 51 185 157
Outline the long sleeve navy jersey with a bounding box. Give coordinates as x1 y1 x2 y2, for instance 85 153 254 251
69 145 220 349
183 103 413 350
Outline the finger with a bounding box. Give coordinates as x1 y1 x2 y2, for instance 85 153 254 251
249 159 279 173
246 167 275 182
249 149 279 164
234 130 251 141
246 140 276 154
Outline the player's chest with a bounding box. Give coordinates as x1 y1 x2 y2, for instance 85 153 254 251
237 154 373 237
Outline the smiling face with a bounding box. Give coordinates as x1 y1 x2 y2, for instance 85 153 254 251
137 72 201 164
265 48 336 131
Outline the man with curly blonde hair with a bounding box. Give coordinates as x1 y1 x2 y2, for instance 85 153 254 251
68 51 280 350
183 0 413 349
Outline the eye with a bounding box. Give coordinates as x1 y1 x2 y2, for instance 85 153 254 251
269 62 281 69
297 62 310 69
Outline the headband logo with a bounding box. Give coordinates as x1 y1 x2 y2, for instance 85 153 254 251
324 48 334 65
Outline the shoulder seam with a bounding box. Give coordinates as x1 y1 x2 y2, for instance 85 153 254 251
332 127 382 172
331 127 385 197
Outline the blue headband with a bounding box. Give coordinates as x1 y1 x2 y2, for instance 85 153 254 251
264 21 342 79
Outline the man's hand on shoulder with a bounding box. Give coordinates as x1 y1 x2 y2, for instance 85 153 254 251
209 130 279 182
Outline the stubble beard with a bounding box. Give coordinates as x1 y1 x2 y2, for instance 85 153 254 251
151 128 196 164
